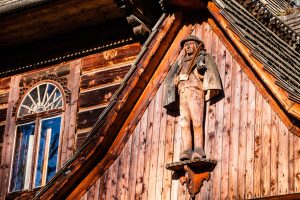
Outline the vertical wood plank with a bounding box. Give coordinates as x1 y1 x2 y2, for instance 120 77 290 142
86 178 100 200
141 100 155 200
104 162 113 200
0 75 21 198
220 49 232 199
99 171 108 200
261 99 271 197
155 85 168 200
294 134 300 192
245 81 256 198
128 123 140 200
289 128 295 194
161 107 175 200
270 111 279 196
228 59 241 199
93 179 100 200
134 109 148 200
253 91 263 198
211 33 226 200
203 21 214 199
171 115 183 200
116 136 132 200
106 157 119 200
147 85 163 200
237 71 248 199
278 121 289 194
66 60 81 160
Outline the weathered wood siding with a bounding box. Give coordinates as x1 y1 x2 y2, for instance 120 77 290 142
76 43 141 147
80 21 300 200
0 41 141 198
0 77 10 165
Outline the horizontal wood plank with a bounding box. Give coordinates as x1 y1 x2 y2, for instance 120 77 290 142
80 65 130 90
0 78 11 91
81 43 141 72
19 64 70 86
78 84 120 108
77 107 106 130
0 109 7 122
0 93 9 105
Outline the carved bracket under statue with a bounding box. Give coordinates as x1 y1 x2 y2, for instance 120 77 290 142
166 158 217 198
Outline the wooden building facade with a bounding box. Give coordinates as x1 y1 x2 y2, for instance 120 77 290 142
1 0 300 199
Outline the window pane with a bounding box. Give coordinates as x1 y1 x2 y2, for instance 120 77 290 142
10 123 35 192
18 83 63 117
35 116 61 187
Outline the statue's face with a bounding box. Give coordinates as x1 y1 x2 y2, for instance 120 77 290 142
183 41 198 56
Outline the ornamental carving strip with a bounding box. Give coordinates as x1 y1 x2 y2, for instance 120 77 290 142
14 73 71 117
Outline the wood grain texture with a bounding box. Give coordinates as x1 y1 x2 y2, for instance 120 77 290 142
76 43 141 147
79 19 300 200
208 1 300 124
35 13 185 200
60 60 81 166
81 43 141 72
0 75 21 199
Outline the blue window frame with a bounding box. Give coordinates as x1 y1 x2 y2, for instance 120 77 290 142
10 82 64 192
35 116 61 187
10 123 35 192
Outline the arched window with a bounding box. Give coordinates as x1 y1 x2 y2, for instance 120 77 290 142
10 82 64 192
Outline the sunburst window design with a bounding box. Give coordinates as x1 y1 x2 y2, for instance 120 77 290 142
10 82 65 192
18 83 63 117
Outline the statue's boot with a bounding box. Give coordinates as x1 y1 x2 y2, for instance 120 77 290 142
180 150 192 161
191 148 206 160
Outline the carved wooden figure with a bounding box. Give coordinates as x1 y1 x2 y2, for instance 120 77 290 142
164 35 222 161
164 35 222 197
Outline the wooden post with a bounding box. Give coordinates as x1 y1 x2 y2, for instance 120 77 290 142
0 75 21 198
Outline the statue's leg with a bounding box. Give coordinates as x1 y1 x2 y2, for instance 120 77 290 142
190 89 205 159
179 90 192 161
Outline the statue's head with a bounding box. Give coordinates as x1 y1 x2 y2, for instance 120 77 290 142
180 35 204 56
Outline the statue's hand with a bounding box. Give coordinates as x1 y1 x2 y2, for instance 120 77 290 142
174 76 179 86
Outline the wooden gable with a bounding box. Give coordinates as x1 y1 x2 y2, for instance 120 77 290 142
79 14 300 200
28 1 300 199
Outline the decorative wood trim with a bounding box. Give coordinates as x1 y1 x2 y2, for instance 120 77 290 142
208 2 300 135
18 73 71 107
0 75 21 199
59 60 81 167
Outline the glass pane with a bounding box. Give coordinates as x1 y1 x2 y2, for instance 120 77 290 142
10 123 35 192
18 83 63 117
35 116 61 187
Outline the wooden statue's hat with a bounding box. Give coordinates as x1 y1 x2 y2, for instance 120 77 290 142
180 35 203 48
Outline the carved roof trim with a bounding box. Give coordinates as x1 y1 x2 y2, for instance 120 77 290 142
0 37 134 78
214 0 300 103
0 0 47 15
210 1 300 122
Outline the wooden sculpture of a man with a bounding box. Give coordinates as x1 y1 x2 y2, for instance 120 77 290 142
164 35 222 161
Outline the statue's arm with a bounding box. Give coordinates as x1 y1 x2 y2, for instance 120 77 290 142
196 53 206 74
163 61 180 111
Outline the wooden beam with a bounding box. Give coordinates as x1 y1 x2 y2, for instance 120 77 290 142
254 192 300 200
208 2 300 135
161 0 208 11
